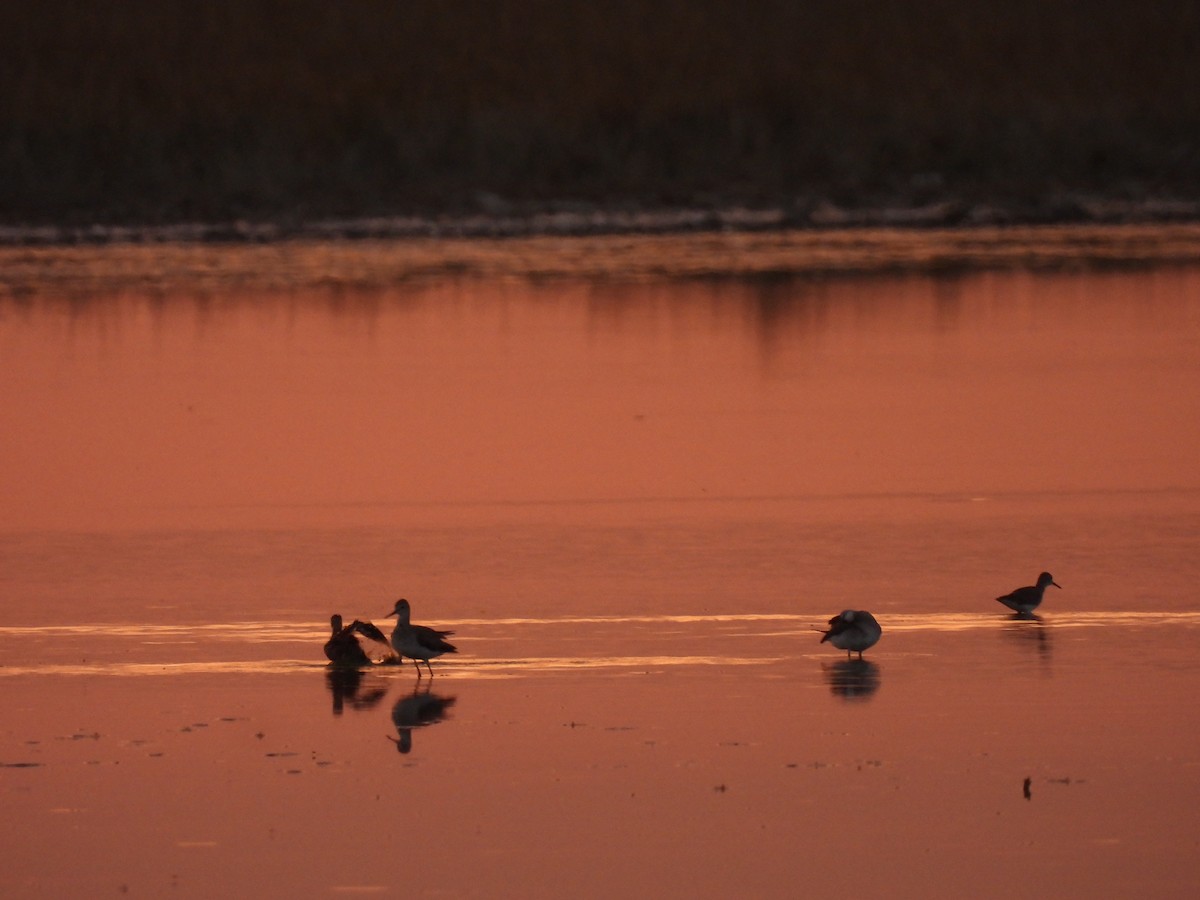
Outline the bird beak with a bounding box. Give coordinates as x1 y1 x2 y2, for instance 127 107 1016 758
385 610 396 617
1052 581 1063 589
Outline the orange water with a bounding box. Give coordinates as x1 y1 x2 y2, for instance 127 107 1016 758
1 239 1199 897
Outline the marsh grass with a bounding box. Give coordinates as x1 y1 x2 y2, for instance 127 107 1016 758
2 0 1198 225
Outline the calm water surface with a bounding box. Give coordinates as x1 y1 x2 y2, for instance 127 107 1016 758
2 233 1199 897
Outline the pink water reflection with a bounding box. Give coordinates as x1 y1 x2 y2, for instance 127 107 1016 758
3 250 1200 898
3 264 1199 533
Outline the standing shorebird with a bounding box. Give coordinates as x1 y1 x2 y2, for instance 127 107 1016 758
385 598 458 678
820 610 882 659
995 572 1062 615
323 614 394 667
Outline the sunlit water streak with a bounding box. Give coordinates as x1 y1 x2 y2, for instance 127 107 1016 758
0 656 775 678
0 660 322 677
3 610 1198 638
0 622 315 641
2 612 1196 678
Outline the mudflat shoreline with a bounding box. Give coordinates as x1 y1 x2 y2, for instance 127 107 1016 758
3 195 1200 250
6 222 1200 300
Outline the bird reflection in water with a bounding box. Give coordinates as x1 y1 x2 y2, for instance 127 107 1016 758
822 658 881 701
387 685 457 754
1003 611 1052 661
325 668 390 716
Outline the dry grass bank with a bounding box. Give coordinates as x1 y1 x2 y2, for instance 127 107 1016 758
2 0 1198 226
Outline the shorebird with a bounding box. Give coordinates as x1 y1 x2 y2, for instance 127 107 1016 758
385 598 458 677
820 610 882 659
323 614 395 667
995 572 1062 614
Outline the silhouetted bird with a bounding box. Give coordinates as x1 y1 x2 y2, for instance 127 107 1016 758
385 598 458 677
323 614 395 667
995 572 1062 614
820 610 882 659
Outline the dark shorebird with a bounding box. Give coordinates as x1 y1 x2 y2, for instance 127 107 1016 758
323 614 395 667
820 610 882 659
385 598 458 678
995 572 1062 615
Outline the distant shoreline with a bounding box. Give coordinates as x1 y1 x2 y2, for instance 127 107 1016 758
6 2 1199 246
4 194 1200 248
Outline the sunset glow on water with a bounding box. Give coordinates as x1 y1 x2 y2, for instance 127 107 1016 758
2 235 1200 897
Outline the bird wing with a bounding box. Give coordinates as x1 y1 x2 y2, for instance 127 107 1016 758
996 586 1034 605
350 620 389 643
413 624 458 653
349 619 400 663
823 615 853 639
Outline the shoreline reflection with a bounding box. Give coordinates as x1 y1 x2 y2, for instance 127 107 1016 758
4 259 1200 536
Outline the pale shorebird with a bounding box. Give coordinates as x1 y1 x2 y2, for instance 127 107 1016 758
820 610 882 659
323 614 395 667
995 572 1062 614
385 598 458 677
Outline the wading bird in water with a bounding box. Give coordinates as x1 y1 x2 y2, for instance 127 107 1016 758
385 598 458 677
323 614 395 667
995 572 1062 615
820 610 882 659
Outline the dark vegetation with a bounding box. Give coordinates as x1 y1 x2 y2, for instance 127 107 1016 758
2 0 1199 228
